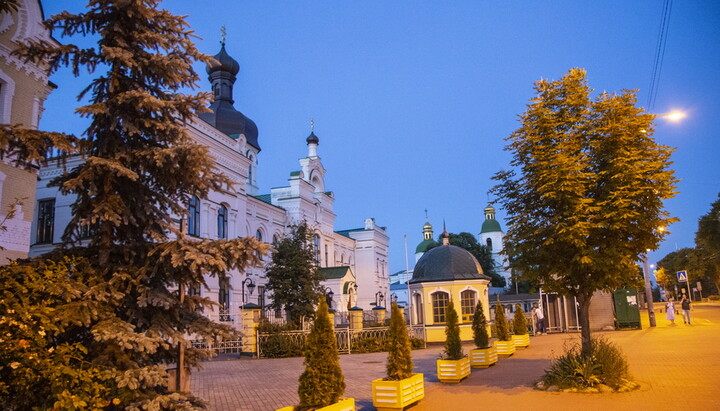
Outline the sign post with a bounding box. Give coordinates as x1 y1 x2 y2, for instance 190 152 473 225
676 270 692 302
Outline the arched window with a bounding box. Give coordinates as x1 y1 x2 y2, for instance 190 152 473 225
188 196 200 237
431 292 450 323
313 234 320 265
218 276 230 321
461 290 477 322
414 293 424 324
217 205 228 239
272 233 280 245
486 238 492 249
324 245 329 267
255 230 263 258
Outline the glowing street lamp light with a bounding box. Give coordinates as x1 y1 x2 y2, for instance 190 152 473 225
662 111 687 122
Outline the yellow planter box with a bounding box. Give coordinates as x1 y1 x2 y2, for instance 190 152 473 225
276 397 355 411
512 334 530 348
372 373 424 411
436 357 471 383
494 340 516 357
469 346 498 368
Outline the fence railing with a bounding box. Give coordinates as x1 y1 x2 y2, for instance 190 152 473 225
191 339 244 354
257 325 426 358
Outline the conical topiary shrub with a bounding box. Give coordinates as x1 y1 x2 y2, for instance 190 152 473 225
513 304 528 335
472 301 490 349
297 298 345 409
494 301 511 341
386 302 414 380
444 300 463 360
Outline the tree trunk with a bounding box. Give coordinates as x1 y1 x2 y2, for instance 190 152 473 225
575 292 593 358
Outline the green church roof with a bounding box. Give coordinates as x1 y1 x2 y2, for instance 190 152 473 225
480 219 502 234
319 266 352 280
415 238 438 254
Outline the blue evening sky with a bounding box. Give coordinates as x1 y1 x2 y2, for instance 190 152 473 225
41 1 720 275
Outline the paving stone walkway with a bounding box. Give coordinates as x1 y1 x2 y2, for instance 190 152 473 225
192 303 720 411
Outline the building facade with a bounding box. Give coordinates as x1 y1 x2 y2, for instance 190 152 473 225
29 42 389 325
0 0 57 262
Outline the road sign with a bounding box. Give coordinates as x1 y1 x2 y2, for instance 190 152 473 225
677 270 688 282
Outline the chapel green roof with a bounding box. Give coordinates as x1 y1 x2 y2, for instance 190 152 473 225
415 238 438 254
480 219 502 234
319 266 352 280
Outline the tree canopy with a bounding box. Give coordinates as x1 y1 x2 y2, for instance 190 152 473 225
491 68 677 356
265 220 324 325
430 232 506 287
694 193 720 293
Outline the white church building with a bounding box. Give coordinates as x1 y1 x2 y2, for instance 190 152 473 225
29 42 389 325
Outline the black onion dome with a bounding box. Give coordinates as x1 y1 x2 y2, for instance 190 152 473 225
207 44 239 76
306 131 319 145
410 245 489 283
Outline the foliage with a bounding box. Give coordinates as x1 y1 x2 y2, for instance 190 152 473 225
512 304 528 335
493 301 511 341
694 193 720 294
265 221 324 324
442 300 463 360
385 302 414 380
430 232 506 287
259 334 305 359
471 301 490 348
5 0 268 408
298 299 345 409
542 336 632 390
491 68 677 356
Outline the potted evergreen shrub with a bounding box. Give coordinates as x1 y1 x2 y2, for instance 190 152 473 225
469 301 498 368
493 301 516 358
436 300 471 383
371 303 424 410
277 298 354 411
511 303 530 349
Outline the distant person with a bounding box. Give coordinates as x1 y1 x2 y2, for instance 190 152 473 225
681 296 691 324
532 304 545 335
665 298 676 325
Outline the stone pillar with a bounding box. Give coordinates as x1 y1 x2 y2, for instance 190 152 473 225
349 306 363 330
396 305 406 322
373 306 387 326
241 303 261 355
328 309 335 330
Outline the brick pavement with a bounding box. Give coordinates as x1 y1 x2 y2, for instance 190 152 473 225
192 303 720 411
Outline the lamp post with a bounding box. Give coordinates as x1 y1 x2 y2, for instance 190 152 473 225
375 291 384 307
642 253 656 327
240 277 255 329
390 292 398 305
325 286 334 310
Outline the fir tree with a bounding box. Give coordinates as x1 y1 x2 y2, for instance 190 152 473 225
265 221 324 325
385 302 413 380
298 298 345 409
443 300 463 360
5 0 267 408
472 301 490 349
512 304 528 335
492 68 677 357
494 301 511 341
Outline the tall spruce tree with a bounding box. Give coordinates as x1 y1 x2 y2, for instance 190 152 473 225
5 0 267 408
297 298 345 408
265 221 324 325
492 68 677 357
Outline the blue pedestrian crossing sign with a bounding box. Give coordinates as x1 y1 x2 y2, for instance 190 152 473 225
677 270 688 282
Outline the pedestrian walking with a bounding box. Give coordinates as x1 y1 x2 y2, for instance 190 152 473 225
681 296 691 324
666 298 676 325
532 304 545 335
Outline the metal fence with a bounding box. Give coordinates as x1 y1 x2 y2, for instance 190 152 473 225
257 325 426 358
191 339 244 354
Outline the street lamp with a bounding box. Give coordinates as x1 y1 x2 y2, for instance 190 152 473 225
390 292 398 305
375 291 385 307
241 277 256 306
641 253 656 327
325 287 334 310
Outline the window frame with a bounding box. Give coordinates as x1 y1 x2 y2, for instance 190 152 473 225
460 289 477 323
431 291 450 324
36 199 55 244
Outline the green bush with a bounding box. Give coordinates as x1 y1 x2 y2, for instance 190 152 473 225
443 300 464 360
385 302 414 380
542 336 633 390
351 337 385 353
494 301 511 341
512 304 528 335
472 301 490 348
297 299 345 408
260 334 305 358
410 337 425 350
708 295 720 301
